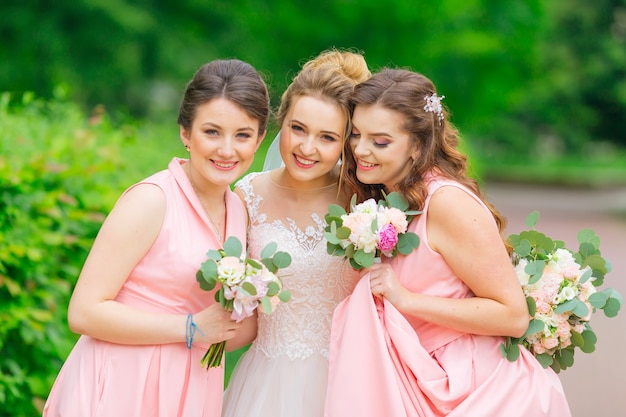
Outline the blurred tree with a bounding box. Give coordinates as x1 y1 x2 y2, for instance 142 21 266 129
485 0 626 156
1 0 624 153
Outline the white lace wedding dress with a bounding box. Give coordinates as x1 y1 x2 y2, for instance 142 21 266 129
222 171 358 417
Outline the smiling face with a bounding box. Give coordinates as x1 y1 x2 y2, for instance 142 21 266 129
181 97 265 190
278 95 346 188
349 103 417 191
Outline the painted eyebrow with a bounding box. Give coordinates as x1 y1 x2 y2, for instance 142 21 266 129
369 132 393 138
199 122 255 132
290 119 341 138
320 130 342 138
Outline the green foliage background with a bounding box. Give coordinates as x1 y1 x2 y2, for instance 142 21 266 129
3 0 626 158
1 1 626 415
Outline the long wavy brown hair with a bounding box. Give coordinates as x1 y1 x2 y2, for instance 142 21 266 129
341 68 510 248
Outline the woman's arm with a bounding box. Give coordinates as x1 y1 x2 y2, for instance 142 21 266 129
67 183 241 346
369 186 529 338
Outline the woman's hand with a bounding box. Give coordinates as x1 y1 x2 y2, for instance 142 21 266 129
365 263 410 310
193 304 243 345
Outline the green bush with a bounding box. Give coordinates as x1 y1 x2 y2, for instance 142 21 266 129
0 92 272 415
0 93 156 416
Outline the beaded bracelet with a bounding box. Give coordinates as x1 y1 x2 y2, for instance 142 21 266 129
185 313 203 349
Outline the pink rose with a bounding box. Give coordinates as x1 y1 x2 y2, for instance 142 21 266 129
377 223 398 255
535 299 552 315
342 212 374 232
381 207 408 233
542 335 559 350
556 316 572 339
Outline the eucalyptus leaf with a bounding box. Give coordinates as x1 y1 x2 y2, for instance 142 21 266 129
206 249 223 261
327 243 345 257
261 296 272 315
354 249 375 268
499 343 509 359
557 348 575 368
525 260 545 284
536 353 553 369
385 191 410 211
504 343 520 361
579 268 593 284
370 217 378 233
572 300 589 318
260 241 278 258
278 290 291 302
266 281 279 297
580 330 597 353
577 229 600 248
325 232 342 245
570 331 584 347
397 232 420 255
525 211 539 228
589 292 608 309
325 216 343 230
554 299 577 314
196 270 217 291
241 281 257 296
349 194 357 210
507 234 521 248
247 258 262 269
327 203 347 218
578 242 599 258
349 257 362 270
336 226 351 240
604 297 622 317
272 251 292 269
261 258 277 273
606 288 624 304
217 287 226 306
515 239 532 257
223 236 243 257
524 318 545 337
584 254 608 275
526 296 537 316
200 260 218 280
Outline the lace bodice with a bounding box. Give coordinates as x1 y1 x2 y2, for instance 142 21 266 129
236 172 358 360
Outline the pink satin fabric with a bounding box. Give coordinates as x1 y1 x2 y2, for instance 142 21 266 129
43 158 245 417
324 178 571 417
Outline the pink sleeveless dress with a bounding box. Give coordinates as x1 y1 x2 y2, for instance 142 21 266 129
43 158 246 417
325 177 572 417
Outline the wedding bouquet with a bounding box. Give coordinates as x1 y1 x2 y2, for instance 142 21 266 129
500 211 622 372
324 192 421 270
196 236 292 368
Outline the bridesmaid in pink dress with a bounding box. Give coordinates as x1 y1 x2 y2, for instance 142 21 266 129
43 59 270 417
325 69 572 416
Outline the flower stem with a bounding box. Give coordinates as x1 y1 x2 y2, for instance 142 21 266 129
200 341 226 369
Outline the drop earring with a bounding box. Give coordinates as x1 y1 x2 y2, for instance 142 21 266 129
185 144 190 152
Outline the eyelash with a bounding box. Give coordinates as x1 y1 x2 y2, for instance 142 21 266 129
350 133 388 148
203 130 252 139
292 125 337 142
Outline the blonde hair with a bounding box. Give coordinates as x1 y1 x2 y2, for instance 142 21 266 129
276 49 371 140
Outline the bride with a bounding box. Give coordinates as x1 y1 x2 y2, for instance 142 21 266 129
221 49 370 417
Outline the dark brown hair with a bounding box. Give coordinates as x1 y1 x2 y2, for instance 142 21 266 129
342 68 509 237
177 59 270 134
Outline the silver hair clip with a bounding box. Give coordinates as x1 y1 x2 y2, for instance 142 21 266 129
424 93 445 123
